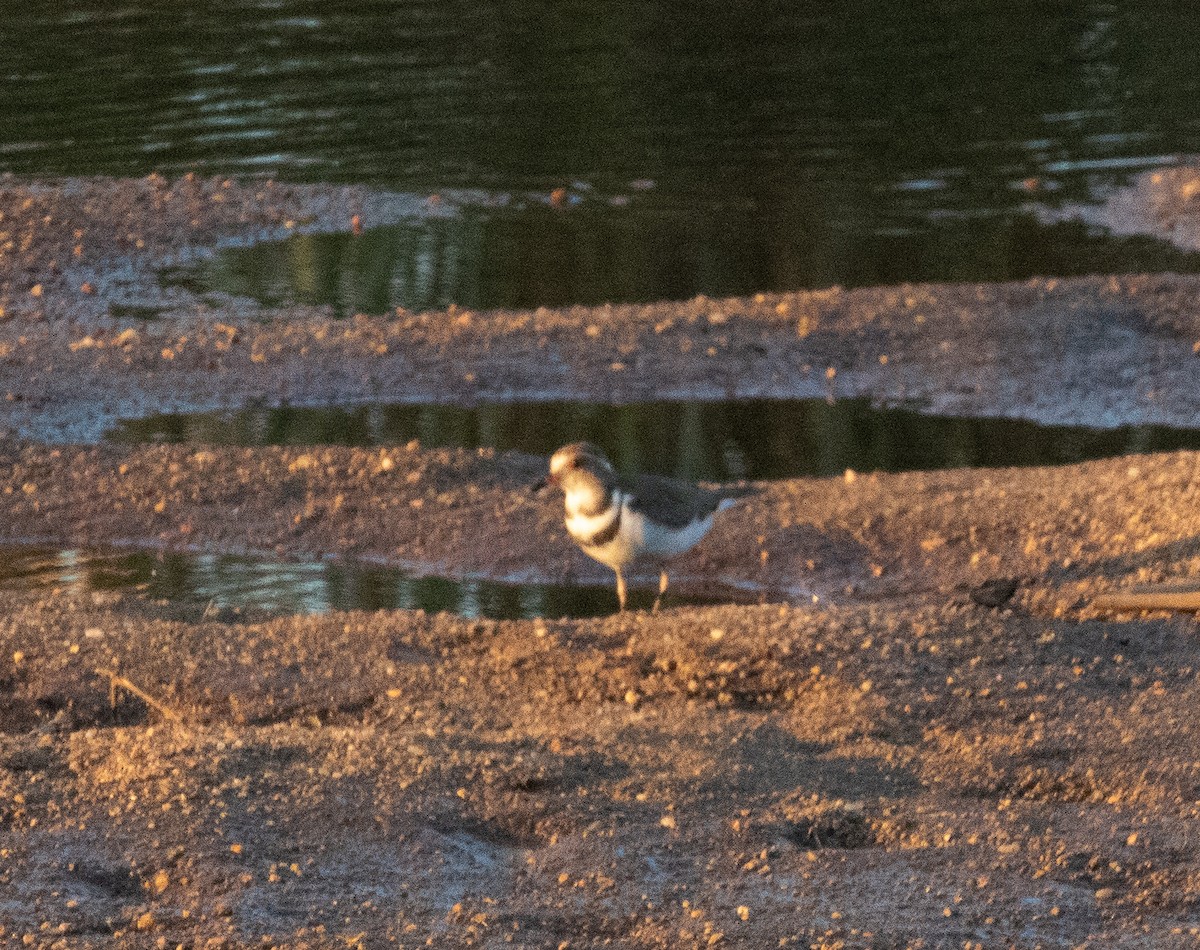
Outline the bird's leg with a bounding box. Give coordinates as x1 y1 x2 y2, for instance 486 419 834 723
615 569 627 612
653 570 669 613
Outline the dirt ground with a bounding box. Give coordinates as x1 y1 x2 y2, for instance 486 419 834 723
3 174 1200 444
2 171 1200 948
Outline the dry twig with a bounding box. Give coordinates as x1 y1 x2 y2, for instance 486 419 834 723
94 668 185 723
1091 582 1200 615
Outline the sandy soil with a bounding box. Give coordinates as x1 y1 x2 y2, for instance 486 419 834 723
1041 166 1200 255
2 171 1200 948
2 176 1200 443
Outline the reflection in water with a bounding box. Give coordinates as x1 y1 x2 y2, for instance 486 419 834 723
5 4 1200 295
171 210 1200 316
108 398 1200 482
0 547 676 619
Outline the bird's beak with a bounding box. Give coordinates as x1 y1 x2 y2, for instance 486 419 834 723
531 473 555 495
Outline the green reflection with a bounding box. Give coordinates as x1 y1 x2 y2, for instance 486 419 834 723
107 398 1200 481
171 210 1200 316
0 547 673 619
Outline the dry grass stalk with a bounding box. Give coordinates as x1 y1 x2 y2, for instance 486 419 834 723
94 668 185 723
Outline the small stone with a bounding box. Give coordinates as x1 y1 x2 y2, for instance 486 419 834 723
970 578 1019 609
736 906 750 921
1094 887 1115 901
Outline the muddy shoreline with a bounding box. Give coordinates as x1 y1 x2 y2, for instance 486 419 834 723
2 175 1200 444
2 171 1200 947
2 439 1199 610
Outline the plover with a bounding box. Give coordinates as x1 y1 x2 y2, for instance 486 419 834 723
538 442 750 611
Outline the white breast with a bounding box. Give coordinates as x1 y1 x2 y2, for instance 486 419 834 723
635 508 715 559
565 486 715 570
563 485 617 534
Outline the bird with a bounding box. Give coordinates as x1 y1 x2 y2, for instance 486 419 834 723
537 441 751 611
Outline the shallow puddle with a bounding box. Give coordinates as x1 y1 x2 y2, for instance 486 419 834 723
0 546 705 619
107 398 1200 481
165 211 1200 316
107 303 170 321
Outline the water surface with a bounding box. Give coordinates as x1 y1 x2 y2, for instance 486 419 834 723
172 211 1200 316
6 3 1200 299
0 546 676 618
107 398 1200 481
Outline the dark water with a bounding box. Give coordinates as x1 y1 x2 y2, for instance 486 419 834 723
170 210 1200 316
0 546 677 618
106 398 1200 481
6 3 1200 302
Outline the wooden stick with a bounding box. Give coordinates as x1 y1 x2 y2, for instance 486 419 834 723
1091 584 1200 614
94 668 185 723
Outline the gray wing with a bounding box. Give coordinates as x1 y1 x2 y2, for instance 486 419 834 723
622 472 742 529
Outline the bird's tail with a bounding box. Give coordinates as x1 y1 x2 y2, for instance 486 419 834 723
717 484 758 512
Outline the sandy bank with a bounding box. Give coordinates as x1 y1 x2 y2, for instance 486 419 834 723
0 174 1198 444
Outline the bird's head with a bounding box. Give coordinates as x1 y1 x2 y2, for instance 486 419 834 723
537 442 616 493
